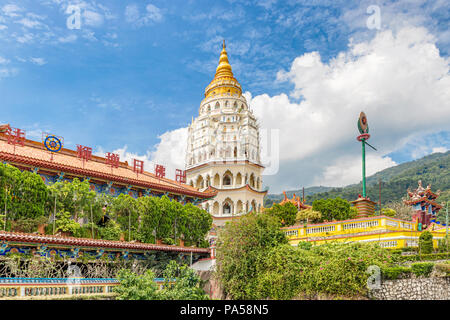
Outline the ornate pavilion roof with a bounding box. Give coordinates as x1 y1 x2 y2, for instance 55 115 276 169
404 180 442 210
280 191 311 210
0 133 217 199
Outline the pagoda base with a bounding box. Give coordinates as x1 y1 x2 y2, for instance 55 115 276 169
351 197 377 218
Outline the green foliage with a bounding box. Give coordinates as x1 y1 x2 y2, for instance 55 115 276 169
268 151 449 210
215 212 291 299
397 252 449 262
435 262 450 275
296 208 321 224
247 242 396 299
264 202 298 226
0 163 48 222
159 261 209 300
438 235 449 253
115 261 209 300
381 208 396 217
411 262 434 277
115 269 160 300
97 220 122 241
297 241 312 250
381 266 411 279
12 216 47 233
312 198 357 222
55 211 81 235
47 178 95 222
419 231 434 254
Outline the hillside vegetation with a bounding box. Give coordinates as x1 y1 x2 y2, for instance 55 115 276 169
266 151 450 215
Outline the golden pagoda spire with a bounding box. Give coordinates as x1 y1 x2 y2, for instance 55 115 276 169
204 40 242 98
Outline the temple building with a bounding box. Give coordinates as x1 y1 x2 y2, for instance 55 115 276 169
282 181 447 249
185 41 267 226
404 180 442 229
0 128 216 203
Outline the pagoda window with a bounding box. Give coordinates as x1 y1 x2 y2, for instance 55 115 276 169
223 174 232 186
215 102 220 109
223 203 231 215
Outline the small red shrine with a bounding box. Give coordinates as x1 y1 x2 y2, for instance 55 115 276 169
404 180 442 229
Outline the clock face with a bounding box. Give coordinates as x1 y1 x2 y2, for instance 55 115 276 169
358 112 369 134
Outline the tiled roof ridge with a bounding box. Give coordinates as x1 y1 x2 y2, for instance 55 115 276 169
0 150 217 199
0 231 210 253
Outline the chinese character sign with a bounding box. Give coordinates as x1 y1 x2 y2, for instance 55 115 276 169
106 152 120 168
175 169 186 183
77 145 92 161
133 159 144 174
155 164 166 178
6 127 25 146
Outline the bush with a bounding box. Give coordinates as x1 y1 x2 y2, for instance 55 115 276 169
12 216 47 233
411 262 434 277
215 212 288 299
97 220 122 241
55 211 81 235
419 231 433 254
297 241 312 250
115 261 209 300
435 263 450 275
398 252 449 262
438 235 449 253
381 266 411 280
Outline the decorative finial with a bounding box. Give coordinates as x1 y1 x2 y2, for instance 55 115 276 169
223 39 226 49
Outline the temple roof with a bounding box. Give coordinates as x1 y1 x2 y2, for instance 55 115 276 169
0 134 217 199
0 231 210 253
280 191 312 210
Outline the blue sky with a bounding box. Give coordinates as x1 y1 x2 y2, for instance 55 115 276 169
0 0 449 192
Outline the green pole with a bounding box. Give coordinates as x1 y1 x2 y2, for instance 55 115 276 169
362 139 366 198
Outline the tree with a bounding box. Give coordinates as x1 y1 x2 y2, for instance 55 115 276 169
419 231 434 254
111 194 140 241
0 163 48 229
159 260 209 300
115 269 160 300
385 200 413 220
312 198 356 222
264 202 298 226
215 212 288 299
115 261 209 300
381 208 396 217
296 208 322 224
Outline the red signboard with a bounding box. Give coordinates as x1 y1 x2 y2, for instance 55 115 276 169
77 145 92 161
133 159 144 174
175 169 186 183
106 152 120 168
155 164 166 178
6 127 25 146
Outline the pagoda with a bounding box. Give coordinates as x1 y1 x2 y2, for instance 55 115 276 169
185 41 267 227
404 180 442 229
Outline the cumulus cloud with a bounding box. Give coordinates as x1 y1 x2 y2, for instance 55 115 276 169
96 127 188 180
144 25 449 192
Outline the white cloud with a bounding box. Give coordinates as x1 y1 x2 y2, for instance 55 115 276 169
83 10 104 27
125 3 163 27
246 26 449 191
313 155 397 187
0 56 9 64
147 25 449 192
431 147 448 154
96 127 188 180
58 34 77 43
2 4 22 17
30 57 47 65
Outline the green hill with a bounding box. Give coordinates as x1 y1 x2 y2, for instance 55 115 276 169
265 151 450 210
